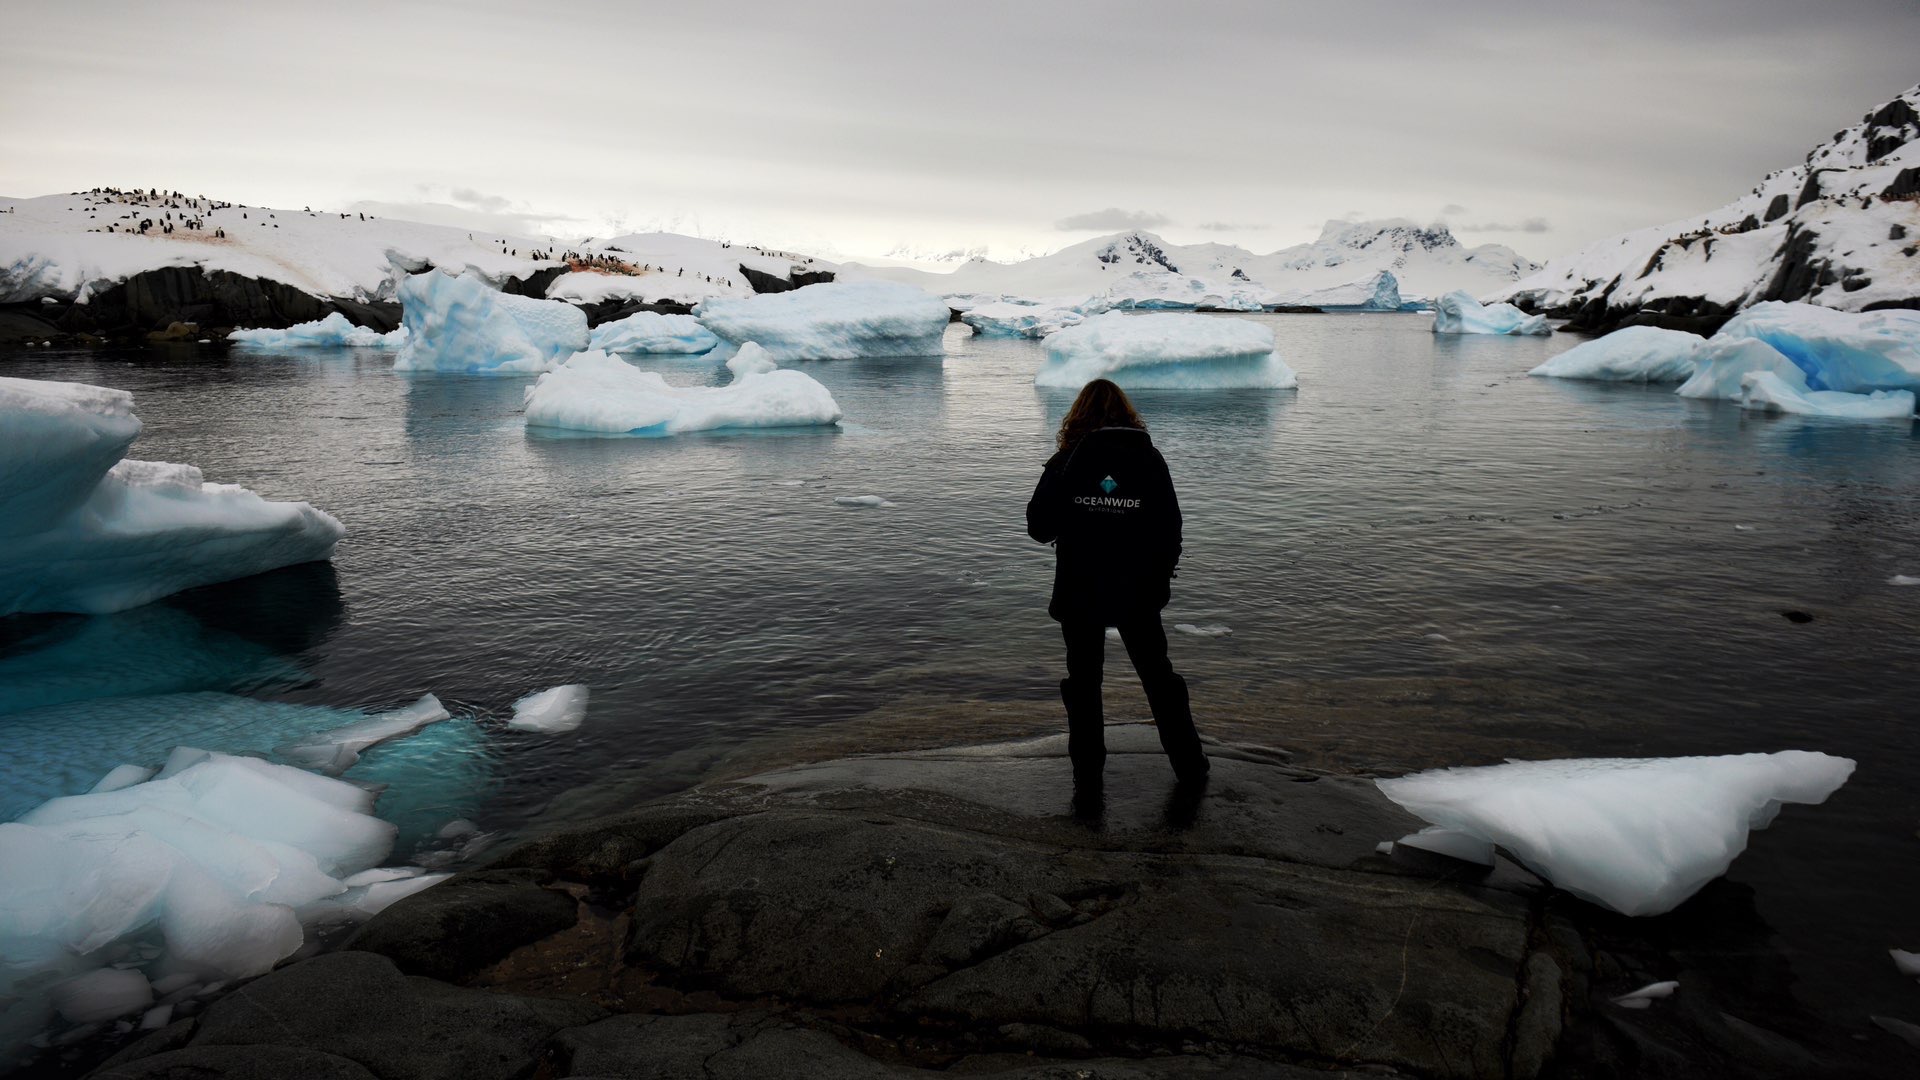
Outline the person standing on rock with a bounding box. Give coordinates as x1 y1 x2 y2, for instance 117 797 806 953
1027 378 1209 791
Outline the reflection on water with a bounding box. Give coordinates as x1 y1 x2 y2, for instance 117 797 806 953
2 315 1919 1066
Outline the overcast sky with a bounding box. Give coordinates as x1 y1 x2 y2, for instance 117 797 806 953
2 0 1915 263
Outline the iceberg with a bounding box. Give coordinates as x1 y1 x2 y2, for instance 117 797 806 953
1376 751 1855 916
696 281 949 360
725 341 779 376
1528 326 1705 382
522 350 841 435
507 684 589 733
1103 271 1273 312
392 270 588 374
587 310 720 355
1712 301 1920 393
227 312 406 349
961 298 1106 339
1432 290 1550 335
1275 270 1403 311
1738 371 1916 420
0 377 344 617
1034 312 1298 390
1675 336 1814 400
0 750 440 1052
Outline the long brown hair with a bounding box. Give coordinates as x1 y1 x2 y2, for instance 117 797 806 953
1057 378 1145 451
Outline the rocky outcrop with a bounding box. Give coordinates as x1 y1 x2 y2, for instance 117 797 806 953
21 266 404 341
573 296 696 328
80 726 1877 1079
738 263 836 294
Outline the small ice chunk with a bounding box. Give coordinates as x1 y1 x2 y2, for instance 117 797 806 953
1174 623 1232 637
140 1003 174 1030
508 684 589 733
1374 841 1395 855
1892 948 1920 979
48 968 152 1023
1036 312 1297 390
1423 632 1452 642
436 818 480 840
1890 575 1920 586
725 341 779 377
1528 326 1704 382
1376 751 1855 916
1431 290 1549 336
834 495 896 509
352 872 451 916
340 866 425 888
276 694 450 775
90 763 157 794
1611 980 1678 1009
1392 825 1495 866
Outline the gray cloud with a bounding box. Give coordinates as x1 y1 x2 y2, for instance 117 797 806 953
1196 221 1269 232
1440 203 1470 216
1456 217 1552 233
448 187 514 212
1055 208 1171 232
342 199 582 238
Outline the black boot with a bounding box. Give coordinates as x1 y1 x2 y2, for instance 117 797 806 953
1145 674 1209 781
1060 677 1105 787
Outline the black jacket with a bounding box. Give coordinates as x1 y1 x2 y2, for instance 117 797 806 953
1026 426 1183 623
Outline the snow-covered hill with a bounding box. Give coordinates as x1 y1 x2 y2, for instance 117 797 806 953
0 187 839 336
1491 85 1920 333
842 221 1537 310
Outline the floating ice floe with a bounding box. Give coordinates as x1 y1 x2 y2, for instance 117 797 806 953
1738 370 1915 420
696 281 950 360
0 377 344 616
1528 326 1705 382
1611 981 1679 1009
834 495 896 509
1890 575 1920 586
1035 312 1297 390
725 341 779 377
0 750 444 1052
227 312 407 349
1376 751 1855 916
507 684 589 733
961 298 1104 339
275 694 451 775
1713 301 1920 393
522 350 841 435
1173 623 1232 637
1431 290 1550 336
587 310 720 355
392 269 588 374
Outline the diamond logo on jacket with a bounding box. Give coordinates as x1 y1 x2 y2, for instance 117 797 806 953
1099 475 1118 494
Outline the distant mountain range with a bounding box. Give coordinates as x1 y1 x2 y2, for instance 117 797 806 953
1492 84 1920 334
843 220 1538 310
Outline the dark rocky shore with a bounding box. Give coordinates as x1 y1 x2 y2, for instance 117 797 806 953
73 725 1892 1080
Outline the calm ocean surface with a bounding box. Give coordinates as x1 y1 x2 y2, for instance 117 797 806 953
3 313 1918 1063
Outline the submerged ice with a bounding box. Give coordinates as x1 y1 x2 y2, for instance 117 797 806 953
392 270 588 374
522 349 841 435
1377 751 1855 916
1035 312 1297 390
696 281 950 360
0 377 344 617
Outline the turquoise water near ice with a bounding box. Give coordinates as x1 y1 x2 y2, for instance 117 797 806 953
4 314 1920 1062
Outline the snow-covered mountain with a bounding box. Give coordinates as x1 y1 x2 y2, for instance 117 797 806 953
0 187 839 337
841 221 1537 310
1492 85 1920 333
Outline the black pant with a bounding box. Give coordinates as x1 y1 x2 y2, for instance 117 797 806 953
1060 616 1208 779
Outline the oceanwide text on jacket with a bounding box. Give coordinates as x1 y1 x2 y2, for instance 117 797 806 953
1026 426 1183 624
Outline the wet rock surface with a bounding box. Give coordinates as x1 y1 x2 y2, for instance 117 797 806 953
81 726 1886 1079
